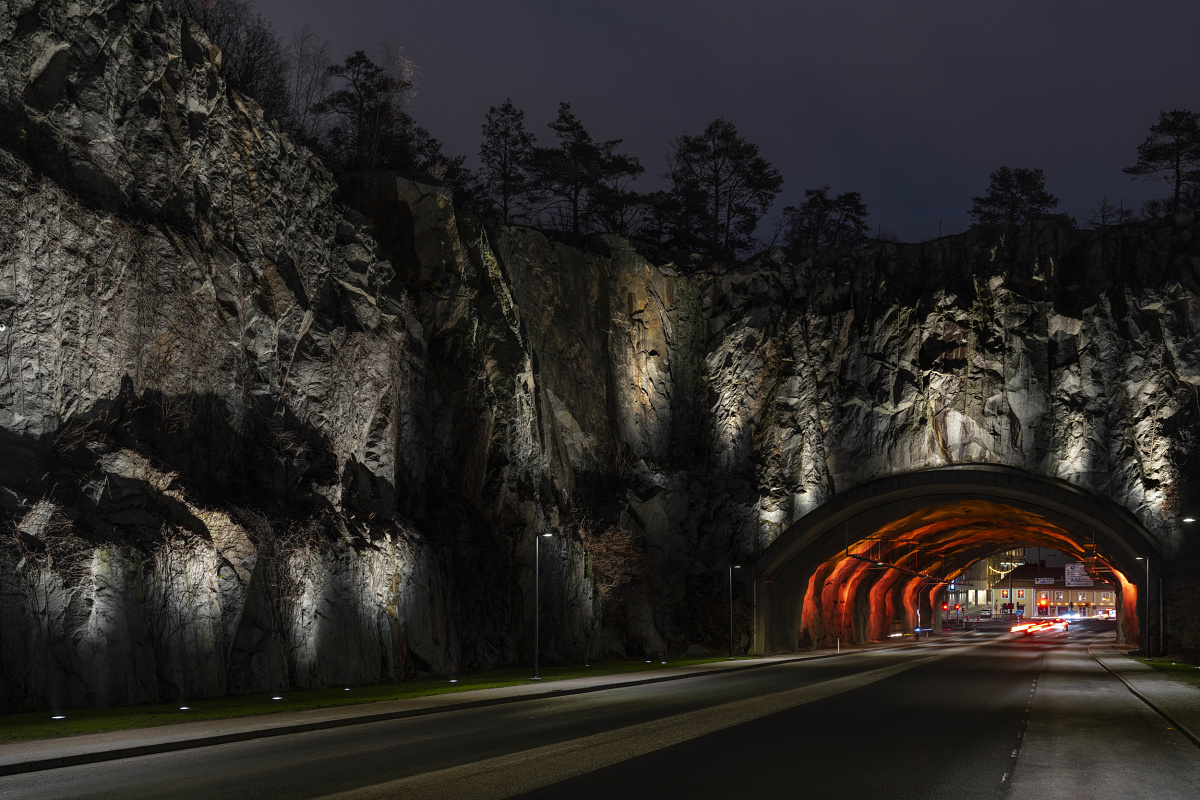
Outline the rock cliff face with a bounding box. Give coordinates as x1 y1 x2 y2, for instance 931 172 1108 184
2 1 1199 711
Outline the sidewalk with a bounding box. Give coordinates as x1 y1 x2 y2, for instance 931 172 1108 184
0 637 941 777
1089 644 1200 747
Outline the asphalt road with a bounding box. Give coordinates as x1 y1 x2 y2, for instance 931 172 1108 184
3 621 1198 800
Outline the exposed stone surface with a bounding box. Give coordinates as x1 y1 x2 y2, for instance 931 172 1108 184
2 0 1199 711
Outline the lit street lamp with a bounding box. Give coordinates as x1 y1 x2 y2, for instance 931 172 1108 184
1136 555 1150 657
533 532 553 680
729 564 742 659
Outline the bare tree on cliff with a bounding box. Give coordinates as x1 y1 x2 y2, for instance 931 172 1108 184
165 0 291 123
529 103 643 235
1123 109 1200 214
969 167 1063 227
782 186 870 258
479 100 537 224
664 117 783 259
285 25 333 147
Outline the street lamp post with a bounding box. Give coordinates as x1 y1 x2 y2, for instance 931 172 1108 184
1136 555 1150 657
533 533 553 680
729 564 741 659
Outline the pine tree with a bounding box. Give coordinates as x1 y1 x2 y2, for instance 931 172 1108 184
479 100 537 224
782 186 870 257
969 167 1061 227
529 103 642 235
1123 109 1200 214
664 118 783 258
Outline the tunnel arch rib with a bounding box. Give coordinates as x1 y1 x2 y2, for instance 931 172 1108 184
752 465 1160 654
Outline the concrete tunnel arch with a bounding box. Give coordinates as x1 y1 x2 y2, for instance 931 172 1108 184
750 465 1161 655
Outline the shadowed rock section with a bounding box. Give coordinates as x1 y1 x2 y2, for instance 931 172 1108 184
1 0 1199 711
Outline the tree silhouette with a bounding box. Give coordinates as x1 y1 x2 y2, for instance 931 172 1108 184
316 50 411 171
530 103 643 235
1123 109 1200 214
782 186 870 257
969 167 1061 227
479 100 537 224
664 118 782 258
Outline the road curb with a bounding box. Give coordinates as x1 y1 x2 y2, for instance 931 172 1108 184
0 637 966 777
1087 644 1200 750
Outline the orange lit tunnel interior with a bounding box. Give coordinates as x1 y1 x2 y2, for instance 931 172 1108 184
799 500 1138 646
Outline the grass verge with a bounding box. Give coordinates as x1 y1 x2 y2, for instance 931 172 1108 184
1138 656 1200 689
0 657 754 745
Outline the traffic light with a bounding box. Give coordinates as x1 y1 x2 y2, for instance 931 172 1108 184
942 602 949 611
953 604 960 611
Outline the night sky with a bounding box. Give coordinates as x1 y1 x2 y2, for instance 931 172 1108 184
256 0 1200 241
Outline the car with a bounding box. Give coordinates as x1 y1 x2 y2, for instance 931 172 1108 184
1011 617 1069 635
978 609 993 619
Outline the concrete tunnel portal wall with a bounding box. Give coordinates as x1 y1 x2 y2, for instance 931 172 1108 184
751 465 1160 654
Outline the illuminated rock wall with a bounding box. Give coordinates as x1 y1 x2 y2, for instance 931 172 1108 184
3 0 1199 710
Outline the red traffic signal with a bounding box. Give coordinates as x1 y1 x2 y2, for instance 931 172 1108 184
953 604 960 611
942 602 949 611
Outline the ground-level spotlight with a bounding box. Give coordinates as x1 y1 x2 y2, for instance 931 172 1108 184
1184 517 1196 523
52 715 65 720
179 706 190 711
272 696 283 701
344 688 350 691
449 679 458 683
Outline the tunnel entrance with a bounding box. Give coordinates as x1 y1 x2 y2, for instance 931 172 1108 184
752 465 1159 654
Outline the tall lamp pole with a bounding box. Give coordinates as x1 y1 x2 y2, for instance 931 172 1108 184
729 564 741 659
1136 555 1150 657
533 533 553 680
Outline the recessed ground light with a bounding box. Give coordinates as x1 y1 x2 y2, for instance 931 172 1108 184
52 715 65 720
449 679 458 683
272 696 283 701
344 688 350 691
1184 517 1196 523
179 706 190 711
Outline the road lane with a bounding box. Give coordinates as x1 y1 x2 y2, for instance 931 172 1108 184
519 633 1035 800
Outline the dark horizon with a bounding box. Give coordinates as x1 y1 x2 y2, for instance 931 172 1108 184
253 0 1200 241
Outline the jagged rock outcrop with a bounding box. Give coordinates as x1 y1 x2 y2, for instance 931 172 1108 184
2 0 1199 711
0 0 595 711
